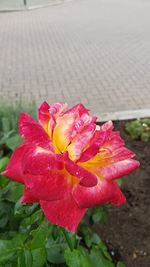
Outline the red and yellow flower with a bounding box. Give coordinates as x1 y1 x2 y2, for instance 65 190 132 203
3 102 140 232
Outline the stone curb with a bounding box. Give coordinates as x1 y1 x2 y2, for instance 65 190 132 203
96 109 150 122
0 0 72 12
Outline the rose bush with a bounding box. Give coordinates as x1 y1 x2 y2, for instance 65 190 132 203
3 102 139 232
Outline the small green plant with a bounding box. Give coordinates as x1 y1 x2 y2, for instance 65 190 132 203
125 118 150 142
0 103 36 153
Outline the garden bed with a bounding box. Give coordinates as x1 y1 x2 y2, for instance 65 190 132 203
96 120 150 267
0 107 149 267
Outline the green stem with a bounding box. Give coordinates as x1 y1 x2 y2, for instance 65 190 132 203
61 228 74 251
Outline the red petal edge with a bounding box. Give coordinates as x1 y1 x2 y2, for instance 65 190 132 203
73 180 126 208
21 187 39 203
2 143 26 183
40 197 87 233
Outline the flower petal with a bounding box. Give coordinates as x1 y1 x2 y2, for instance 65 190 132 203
40 196 87 233
98 159 140 181
73 180 126 208
67 123 96 161
64 153 97 187
21 187 39 203
49 102 67 117
65 103 96 139
101 120 114 131
23 170 74 201
19 113 53 150
78 130 106 162
53 113 76 153
22 145 64 175
38 101 50 126
2 144 26 183
39 102 68 140
65 103 89 116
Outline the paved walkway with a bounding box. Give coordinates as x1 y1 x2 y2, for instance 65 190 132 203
0 0 150 119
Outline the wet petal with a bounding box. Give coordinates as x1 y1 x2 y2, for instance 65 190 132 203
73 180 126 208
40 196 87 233
64 153 97 187
21 187 39 203
53 113 76 153
65 103 96 138
2 144 26 183
19 113 53 150
23 170 74 201
101 120 114 131
78 130 106 162
49 102 67 117
98 159 140 181
67 123 96 161
22 145 64 175
38 101 50 126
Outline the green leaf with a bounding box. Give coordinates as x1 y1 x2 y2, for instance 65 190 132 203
0 240 16 264
0 175 10 188
5 135 22 150
141 132 149 142
30 220 51 249
91 206 107 224
31 248 47 267
64 249 92 267
18 250 33 267
0 234 26 264
19 210 43 233
116 179 123 187
89 247 114 267
117 262 126 267
18 251 26 267
91 233 101 245
0 201 12 228
46 237 67 264
79 225 101 248
14 201 38 218
3 182 23 202
1 117 11 133
0 157 9 172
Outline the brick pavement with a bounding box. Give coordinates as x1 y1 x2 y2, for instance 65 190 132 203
0 0 150 119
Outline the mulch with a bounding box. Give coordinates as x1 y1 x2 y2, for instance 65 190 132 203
95 120 150 267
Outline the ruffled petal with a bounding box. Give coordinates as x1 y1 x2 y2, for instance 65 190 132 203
2 143 26 183
19 113 53 150
39 102 68 140
64 153 97 187
73 180 126 208
65 103 96 138
38 101 50 126
67 123 96 161
98 159 140 181
101 120 114 131
65 103 89 117
23 169 74 201
21 187 39 203
49 102 67 117
78 130 106 162
53 113 76 153
40 196 87 233
102 133 125 152
22 145 64 175
103 147 135 162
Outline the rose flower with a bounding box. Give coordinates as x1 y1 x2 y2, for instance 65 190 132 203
3 102 140 232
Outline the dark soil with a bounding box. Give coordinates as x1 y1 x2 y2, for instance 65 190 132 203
96 120 150 267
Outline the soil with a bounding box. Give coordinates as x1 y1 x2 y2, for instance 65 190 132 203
95 120 150 267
